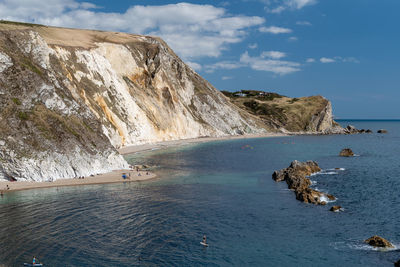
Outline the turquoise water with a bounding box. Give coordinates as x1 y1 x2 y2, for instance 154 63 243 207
0 120 399 266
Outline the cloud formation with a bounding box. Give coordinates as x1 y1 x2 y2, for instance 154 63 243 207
261 51 287 59
319 56 360 64
266 0 317 13
259 26 292 34
205 51 300 75
0 1 265 61
240 51 300 75
320 57 336 63
296 21 312 26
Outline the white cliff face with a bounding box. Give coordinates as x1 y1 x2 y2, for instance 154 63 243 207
0 52 13 73
306 100 333 132
50 37 264 148
0 25 264 182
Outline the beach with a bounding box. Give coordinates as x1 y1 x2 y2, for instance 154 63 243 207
0 133 284 193
0 169 156 193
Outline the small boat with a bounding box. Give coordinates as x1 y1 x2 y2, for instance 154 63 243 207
23 263 43 266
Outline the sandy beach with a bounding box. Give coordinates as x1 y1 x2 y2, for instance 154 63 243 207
0 169 155 193
0 133 285 193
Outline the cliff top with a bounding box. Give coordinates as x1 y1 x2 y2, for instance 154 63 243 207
0 20 162 49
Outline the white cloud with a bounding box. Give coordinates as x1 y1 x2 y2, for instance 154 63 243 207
261 51 286 59
0 1 265 60
306 58 315 63
335 56 360 63
288 36 298 42
259 26 292 34
205 51 300 75
296 21 312 26
222 76 233 80
265 0 317 13
240 51 300 75
186 61 202 71
320 57 335 63
205 61 244 73
319 56 359 64
248 43 258 49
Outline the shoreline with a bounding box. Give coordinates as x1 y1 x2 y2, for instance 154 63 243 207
0 169 156 193
0 133 285 194
118 133 286 155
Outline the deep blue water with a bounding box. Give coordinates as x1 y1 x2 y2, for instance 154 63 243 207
0 120 400 266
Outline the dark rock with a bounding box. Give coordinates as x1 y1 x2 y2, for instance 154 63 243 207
394 259 400 267
365 129 373 133
377 129 388 134
339 148 354 157
326 194 336 201
365 235 394 248
272 161 334 205
272 170 286 182
346 125 359 134
330 205 342 212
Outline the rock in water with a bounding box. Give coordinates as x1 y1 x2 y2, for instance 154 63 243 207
330 206 342 212
377 129 388 134
339 148 354 157
394 259 400 267
272 160 335 205
364 235 394 248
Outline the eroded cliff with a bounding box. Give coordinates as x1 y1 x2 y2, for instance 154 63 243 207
0 22 264 181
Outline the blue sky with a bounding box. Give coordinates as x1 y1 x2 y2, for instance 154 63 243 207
1 0 399 119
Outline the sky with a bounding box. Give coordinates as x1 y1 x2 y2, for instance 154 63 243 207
1 0 399 119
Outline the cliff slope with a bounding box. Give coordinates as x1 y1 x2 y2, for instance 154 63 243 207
0 22 264 181
222 90 343 133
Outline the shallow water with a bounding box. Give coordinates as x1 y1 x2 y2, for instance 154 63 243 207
0 120 399 266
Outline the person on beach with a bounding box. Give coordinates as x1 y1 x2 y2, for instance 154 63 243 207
6 185 9 190
32 256 36 265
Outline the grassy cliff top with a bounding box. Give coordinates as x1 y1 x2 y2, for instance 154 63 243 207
222 90 329 132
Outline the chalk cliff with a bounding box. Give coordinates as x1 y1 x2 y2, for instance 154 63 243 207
0 22 264 181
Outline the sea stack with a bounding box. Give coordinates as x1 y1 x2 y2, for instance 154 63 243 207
364 235 394 248
339 148 354 157
330 206 342 212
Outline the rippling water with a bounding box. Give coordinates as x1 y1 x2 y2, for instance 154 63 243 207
1 120 399 266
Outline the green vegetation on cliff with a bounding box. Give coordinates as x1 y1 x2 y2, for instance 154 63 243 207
222 90 330 132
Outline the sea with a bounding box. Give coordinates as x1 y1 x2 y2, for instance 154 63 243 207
0 120 399 266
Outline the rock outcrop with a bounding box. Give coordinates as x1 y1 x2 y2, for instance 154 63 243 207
377 129 388 134
365 235 394 248
0 21 264 181
330 206 342 212
394 259 400 267
339 148 354 157
272 160 335 205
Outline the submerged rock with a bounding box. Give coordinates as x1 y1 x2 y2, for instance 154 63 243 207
365 235 394 248
272 160 334 205
330 206 342 212
339 148 354 157
377 129 388 134
394 259 400 267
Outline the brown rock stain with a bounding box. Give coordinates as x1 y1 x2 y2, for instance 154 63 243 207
95 95 126 146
